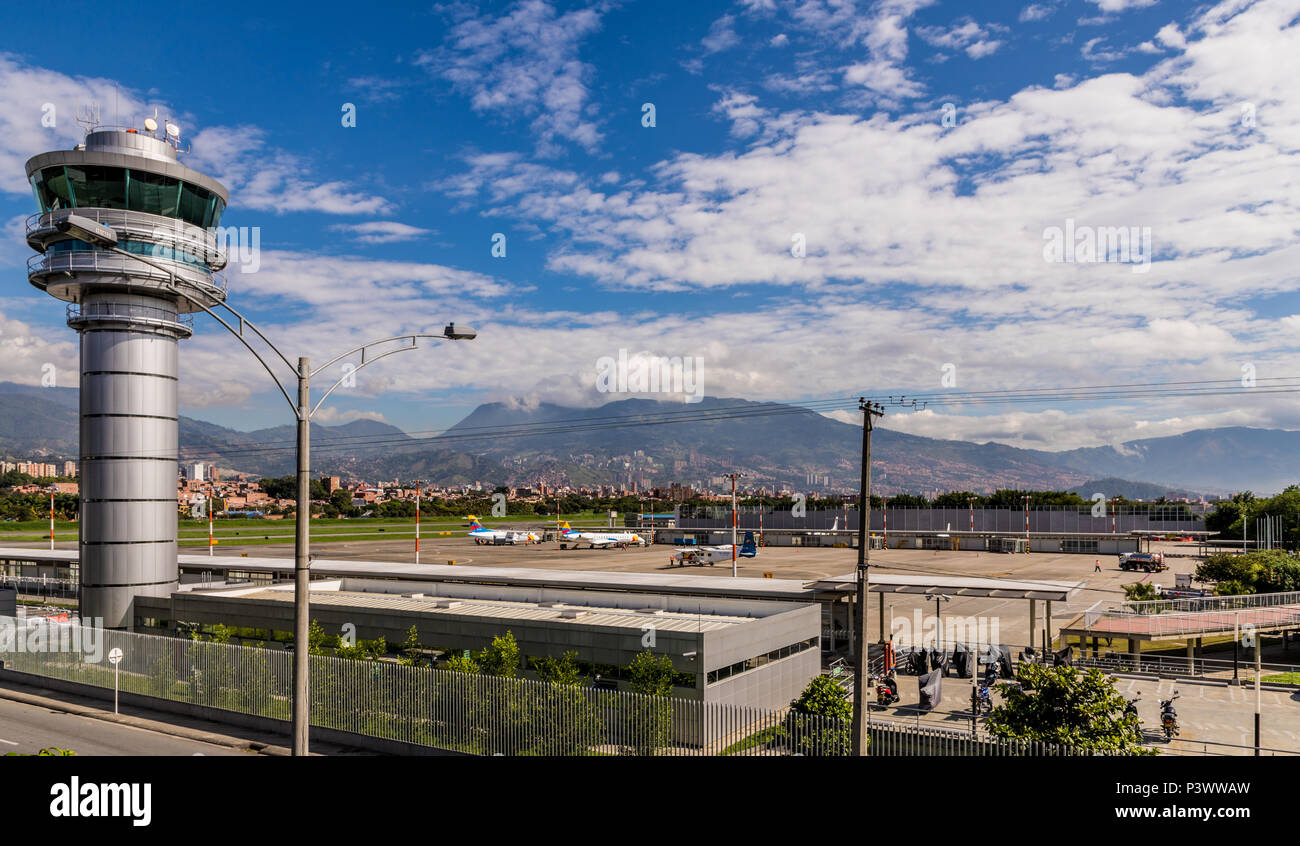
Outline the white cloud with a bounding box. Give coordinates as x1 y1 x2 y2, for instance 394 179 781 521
702 14 742 53
1080 36 1131 62
424 0 1300 448
329 221 432 244
966 40 1004 59
345 75 409 104
1088 0 1158 11
1155 22 1187 49
309 406 389 424
0 56 392 215
0 309 77 386
1019 4 1054 22
916 18 1007 58
415 0 606 154
187 127 392 216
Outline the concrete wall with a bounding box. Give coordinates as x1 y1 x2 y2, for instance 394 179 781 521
702 649 820 711
701 602 821 709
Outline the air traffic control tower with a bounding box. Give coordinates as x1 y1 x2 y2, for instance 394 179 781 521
25 119 229 628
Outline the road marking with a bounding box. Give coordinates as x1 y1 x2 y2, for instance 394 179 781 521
0 737 18 746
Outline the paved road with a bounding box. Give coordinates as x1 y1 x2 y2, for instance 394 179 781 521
0 697 247 756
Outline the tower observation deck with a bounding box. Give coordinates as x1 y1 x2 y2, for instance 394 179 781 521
25 124 230 628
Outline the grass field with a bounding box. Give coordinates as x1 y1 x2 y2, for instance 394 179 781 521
0 513 622 547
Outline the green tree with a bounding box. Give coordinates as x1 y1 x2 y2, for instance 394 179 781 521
1122 582 1160 602
624 651 675 755
306 619 330 656
446 650 480 674
785 674 852 756
987 663 1152 754
534 650 582 685
1194 549 1300 595
530 651 602 755
399 625 424 667
478 631 520 677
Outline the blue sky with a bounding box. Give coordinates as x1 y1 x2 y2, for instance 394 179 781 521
1 0 1298 450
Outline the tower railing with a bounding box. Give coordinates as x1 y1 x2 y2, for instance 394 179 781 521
28 250 226 299
66 302 194 332
26 209 228 270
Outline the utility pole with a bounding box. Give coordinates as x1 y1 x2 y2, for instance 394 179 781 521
49 488 54 551
415 479 421 565
726 472 747 576
852 399 884 757
208 480 214 556
1255 634 1262 756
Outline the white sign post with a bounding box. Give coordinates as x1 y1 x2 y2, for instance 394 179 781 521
108 647 123 714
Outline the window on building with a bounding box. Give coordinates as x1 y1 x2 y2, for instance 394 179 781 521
706 637 819 685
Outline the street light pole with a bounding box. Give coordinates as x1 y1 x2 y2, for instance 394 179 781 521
292 357 310 756
852 398 884 757
53 215 475 757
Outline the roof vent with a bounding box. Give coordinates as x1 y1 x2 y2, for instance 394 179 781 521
558 609 589 620
538 601 565 608
433 599 461 609
403 593 425 599
635 608 665 615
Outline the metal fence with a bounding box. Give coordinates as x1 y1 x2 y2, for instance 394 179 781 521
1082 591 1300 638
0 616 1118 757
867 721 1096 756
678 506 1203 534
1090 590 1300 618
1063 648 1300 682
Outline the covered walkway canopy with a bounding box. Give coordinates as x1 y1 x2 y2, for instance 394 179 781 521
809 572 1085 649
809 572 1082 602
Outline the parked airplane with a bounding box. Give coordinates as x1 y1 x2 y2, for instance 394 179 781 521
670 531 759 567
466 517 538 545
559 522 646 549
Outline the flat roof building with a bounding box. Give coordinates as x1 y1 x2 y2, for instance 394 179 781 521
134 577 821 713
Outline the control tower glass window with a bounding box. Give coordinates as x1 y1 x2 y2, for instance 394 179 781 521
30 165 226 229
126 169 179 217
65 165 127 208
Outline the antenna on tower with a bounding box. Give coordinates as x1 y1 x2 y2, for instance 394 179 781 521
75 102 101 136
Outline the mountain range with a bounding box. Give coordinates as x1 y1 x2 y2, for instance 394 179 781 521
1 382 1295 496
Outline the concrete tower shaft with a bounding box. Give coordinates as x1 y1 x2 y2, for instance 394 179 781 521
25 127 229 629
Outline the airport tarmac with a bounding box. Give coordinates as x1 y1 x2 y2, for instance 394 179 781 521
219 534 1206 649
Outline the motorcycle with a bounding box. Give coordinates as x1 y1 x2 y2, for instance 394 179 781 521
874 674 900 708
1123 693 1141 723
972 681 993 716
1160 693 1181 740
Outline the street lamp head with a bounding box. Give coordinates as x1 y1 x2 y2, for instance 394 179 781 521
443 322 476 340
54 214 119 249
